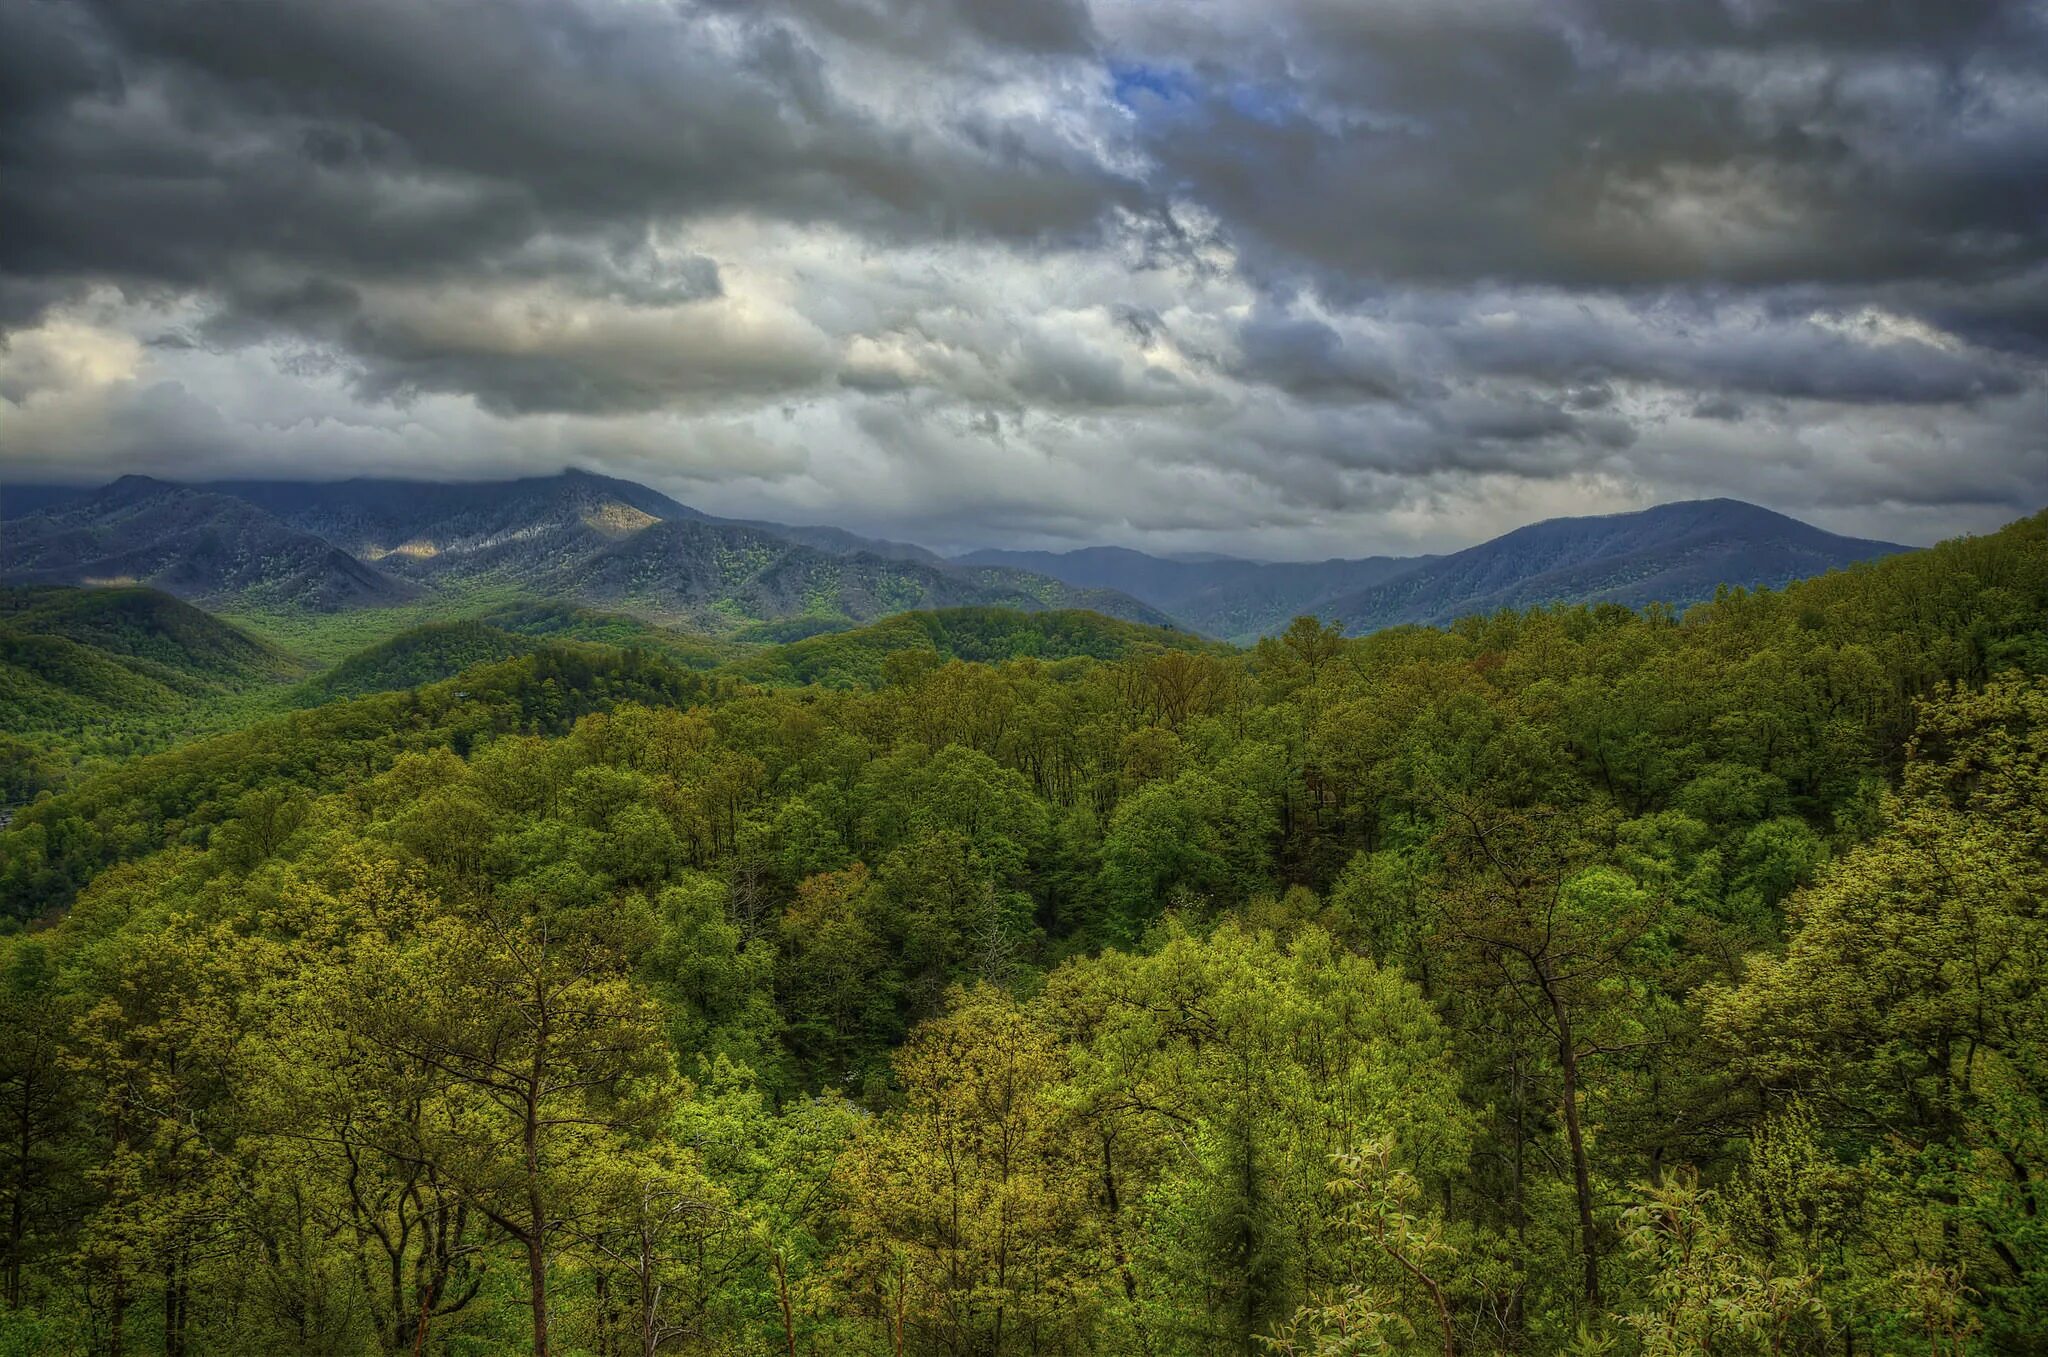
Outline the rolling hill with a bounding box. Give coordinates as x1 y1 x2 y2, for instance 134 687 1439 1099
290 620 541 703
314 604 1224 701
0 586 305 790
723 606 1226 688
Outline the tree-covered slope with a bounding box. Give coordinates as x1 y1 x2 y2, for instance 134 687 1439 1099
2 509 2043 1356
473 599 735 668
724 606 1226 687
291 620 542 703
0 586 304 796
550 518 1177 633
0 585 298 683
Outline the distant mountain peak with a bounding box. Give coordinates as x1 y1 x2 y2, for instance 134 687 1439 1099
1318 498 1908 634
92 474 183 504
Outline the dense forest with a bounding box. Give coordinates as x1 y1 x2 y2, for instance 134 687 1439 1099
1 510 2044 1356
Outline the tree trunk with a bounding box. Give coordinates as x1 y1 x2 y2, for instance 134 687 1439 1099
525 981 554 1356
163 1252 185 1357
524 1230 549 1357
411 1273 435 1357
525 1081 550 1355
772 1249 798 1357
1546 982 1601 1309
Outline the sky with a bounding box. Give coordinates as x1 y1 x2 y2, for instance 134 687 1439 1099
1 0 2044 558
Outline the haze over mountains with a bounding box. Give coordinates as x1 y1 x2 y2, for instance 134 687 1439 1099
956 547 1439 642
2 472 1908 641
967 499 1909 641
1 472 1170 633
1 478 418 611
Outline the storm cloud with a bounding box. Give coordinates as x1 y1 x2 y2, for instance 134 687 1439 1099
1 0 2042 555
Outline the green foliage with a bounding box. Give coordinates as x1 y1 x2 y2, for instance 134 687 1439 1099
724 605 1224 689
0 509 2045 1354
290 620 540 702
0 587 305 781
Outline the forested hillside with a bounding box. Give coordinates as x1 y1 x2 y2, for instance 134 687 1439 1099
0 511 2042 1356
0 588 304 798
0 479 416 610
289 620 544 703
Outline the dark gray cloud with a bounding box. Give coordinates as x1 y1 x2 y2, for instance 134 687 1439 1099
1421 292 2027 404
0 0 1135 296
0 0 2042 556
1110 0 2048 297
1229 307 1400 402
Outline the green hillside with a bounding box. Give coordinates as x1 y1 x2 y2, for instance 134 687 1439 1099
292 620 541 703
0 585 299 681
2 512 2044 1357
474 598 735 668
0 587 304 794
293 604 741 705
725 606 1227 687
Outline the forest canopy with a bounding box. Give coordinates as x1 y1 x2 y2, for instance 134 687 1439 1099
1 509 2045 1355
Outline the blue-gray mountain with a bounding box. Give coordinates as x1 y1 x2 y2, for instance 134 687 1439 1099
1320 499 1909 636
960 500 1908 641
953 546 1433 643
0 473 1170 631
4 475 1907 639
0 477 418 611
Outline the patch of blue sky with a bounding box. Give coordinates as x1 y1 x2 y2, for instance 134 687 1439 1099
1221 80 1304 126
1109 60 1309 130
1109 61 1199 110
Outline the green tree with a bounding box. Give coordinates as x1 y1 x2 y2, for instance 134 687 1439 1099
835 986 1098 1356
340 896 680 1357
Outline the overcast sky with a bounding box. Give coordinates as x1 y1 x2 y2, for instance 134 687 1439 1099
1 0 2044 557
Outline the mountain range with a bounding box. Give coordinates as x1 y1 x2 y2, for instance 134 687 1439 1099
953 546 1433 641
2 473 1909 640
1 477 417 611
1 472 1169 632
957 499 1906 640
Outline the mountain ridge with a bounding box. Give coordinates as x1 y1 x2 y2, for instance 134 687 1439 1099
956 498 1907 639
1322 498 1907 633
2 474 1912 640
1 480 419 611
0 472 1175 634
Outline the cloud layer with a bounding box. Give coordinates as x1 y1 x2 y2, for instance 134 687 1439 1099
2 0 2043 555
